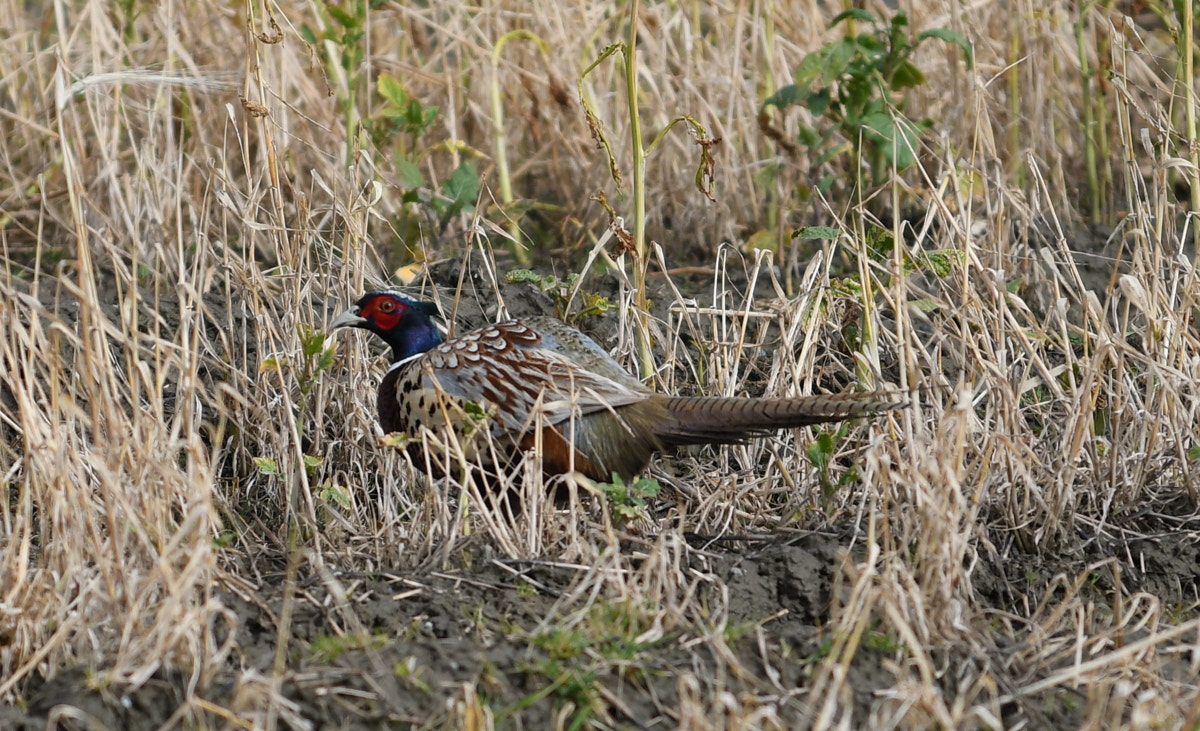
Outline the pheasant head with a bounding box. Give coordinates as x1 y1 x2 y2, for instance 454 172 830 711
329 291 443 363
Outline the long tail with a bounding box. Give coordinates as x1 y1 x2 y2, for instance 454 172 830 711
653 392 906 446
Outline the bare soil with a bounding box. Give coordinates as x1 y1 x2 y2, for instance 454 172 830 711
10 526 1194 729
5 240 1197 730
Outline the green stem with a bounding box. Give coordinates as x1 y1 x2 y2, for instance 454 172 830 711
1009 22 1023 186
1183 0 1199 257
625 0 654 380
492 31 546 266
490 54 514 231
1075 5 1101 222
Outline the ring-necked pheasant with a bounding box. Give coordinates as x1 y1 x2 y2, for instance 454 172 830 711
331 290 905 481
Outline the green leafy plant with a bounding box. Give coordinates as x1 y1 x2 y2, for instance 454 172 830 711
393 656 431 693
257 326 349 524
850 225 965 278
376 73 440 161
579 1 719 379
509 600 662 729
459 400 494 439
300 1 376 156
764 9 971 189
375 74 479 226
300 5 484 264
374 75 479 259
309 631 389 663
296 325 339 408
490 30 557 265
504 269 614 323
599 473 660 525
259 324 339 450
532 627 590 661
304 454 352 512
806 423 858 504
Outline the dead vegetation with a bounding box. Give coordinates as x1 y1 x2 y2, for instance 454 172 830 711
1 0 1198 728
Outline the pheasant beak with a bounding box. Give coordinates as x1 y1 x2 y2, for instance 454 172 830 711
329 306 367 331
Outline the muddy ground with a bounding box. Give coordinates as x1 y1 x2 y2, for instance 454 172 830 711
5 230 1199 729
9 524 1196 729
4 533 871 729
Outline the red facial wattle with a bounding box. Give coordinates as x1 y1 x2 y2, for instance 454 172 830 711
361 296 405 332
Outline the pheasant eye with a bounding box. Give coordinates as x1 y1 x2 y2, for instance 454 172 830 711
378 299 396 313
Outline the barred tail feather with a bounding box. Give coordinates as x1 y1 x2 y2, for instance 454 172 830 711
653 392 906 446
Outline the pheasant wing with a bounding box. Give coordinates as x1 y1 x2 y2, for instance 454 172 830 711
418 320 650 435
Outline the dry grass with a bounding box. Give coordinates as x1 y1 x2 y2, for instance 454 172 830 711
1 0 1198 728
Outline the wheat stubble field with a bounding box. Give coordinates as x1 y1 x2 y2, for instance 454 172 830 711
1 0 1199 728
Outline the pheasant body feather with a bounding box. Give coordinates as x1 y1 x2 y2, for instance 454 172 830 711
332 291 905 481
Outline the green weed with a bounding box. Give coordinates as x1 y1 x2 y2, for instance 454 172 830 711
765 9 971 189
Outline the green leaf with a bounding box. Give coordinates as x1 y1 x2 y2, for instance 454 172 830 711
806 441 827 471
922 249 964 277
816 431 835 454
303 455 324 469
377 72 408 108
461 401 492 435
792 52 828 89
918 28 974 69
259 356 286 374
843 82 874 119
764 84 802 109
883 140 917 171
860 112 909 160
254 457 278 475
443 161 479 203
821 39 859 85
793 226 840 240
301 328 324 357
505 268 540 284
866 228 896 260
579 292 613 318
631 477 660 498
318 482 353 510
396 155 423 189
326 5 359 29
854 33 886 56
381 432 410 448
614 503 640 519
865 114 926 170
805 89 830 117
318 343 337 372
891 61 926 90
403 99 438 132
830 8 876 26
